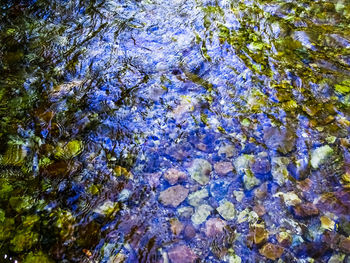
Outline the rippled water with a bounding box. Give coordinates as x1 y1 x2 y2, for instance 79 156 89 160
1 0 350 262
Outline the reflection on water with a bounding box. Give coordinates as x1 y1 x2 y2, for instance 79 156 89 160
1 0 350 262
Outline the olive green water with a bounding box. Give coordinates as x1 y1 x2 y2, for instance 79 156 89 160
1 0 350 262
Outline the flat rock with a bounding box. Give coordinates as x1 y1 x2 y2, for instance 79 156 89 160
168 245 197 263
205 218 227 237
191 204 213 225
159 185 189 207
247 224 269 245
217 200 235 221
293 202 319 218
187 159 212 185
259 243 284 260
311 145 333 169
164 168 187 185
263 127 295 154
187 188 209 207
214 161 233 176
251 157 271 175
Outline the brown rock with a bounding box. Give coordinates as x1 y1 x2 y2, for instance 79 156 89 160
259 243 284 260
253 205 266 216
317 191 350 215
254 182 268 200
276 231 292 247
297 178 312 192
170 218 184 236
168 245 197 263
214 162 233 176
263 127 295 154
339 236 350 253
247 225 269 246
293 202 319 218
159 185 189 207
164 168 187 185
205 218 227 237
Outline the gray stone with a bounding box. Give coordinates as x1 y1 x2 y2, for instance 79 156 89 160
159 185 189 207
191 204 213 225
187 159 212 185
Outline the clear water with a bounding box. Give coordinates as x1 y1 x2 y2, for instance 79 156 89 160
1 0 350 262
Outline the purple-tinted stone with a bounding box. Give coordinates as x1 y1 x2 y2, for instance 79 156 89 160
168 245 197 263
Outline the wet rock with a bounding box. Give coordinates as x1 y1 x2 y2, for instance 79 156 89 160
159 185 189 207
205 218 227 237
147 172 162 188
234 154 254 173
187 159 212 185
177 207 194 219
276 231 292 247
93 200 119 216
187 188 209 207
263 127 295 154
237 208 259 224
184 224 196 240
227 254 242 263
271 157 290 186
316 190 350 215
191 204 213 225
274 191 301 206
293 202 319 218
251 157 271 175
170 218 184 236
218 144 236 158
216 200 235 221
214 161 233 176
243 170 261 190
297 178 312 192
168 245 197 263
328 253 346 263
234 190 245 202
320 216 335 231
253 205 266 217
254 183 268 200
164 168 187 185
247 224 269 245
259 243 284 260
339 236 350 253
311 145 334 169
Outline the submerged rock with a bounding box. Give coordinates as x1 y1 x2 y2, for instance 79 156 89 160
234 154 254 174
274 192 301 207
251 157 271 175
311 145 333 169
259 243 284 260
247 224 269 245
187 159 212 185
263 127 295 154
271 157 290 186
159 185 189 207
214 161 233 176
243 170 261 190
187 188 209 207
170 218 184 236
177 207 194 218
205 218 227 237
168 245 197 263
217 200 235 221
191 204 213 225
293 202 319 218
164 168 187 185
